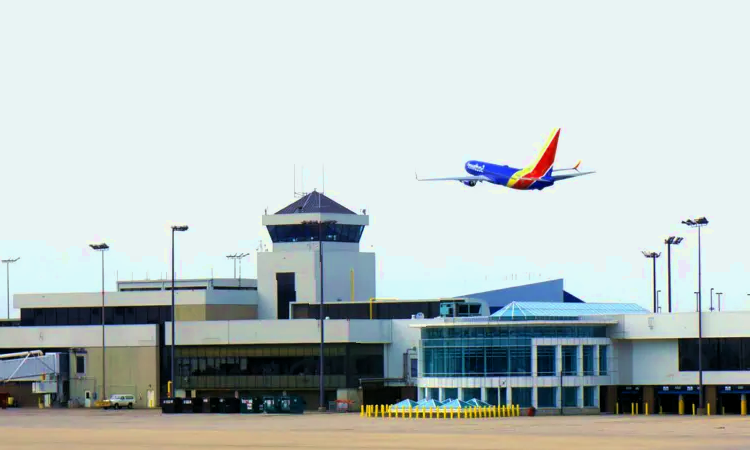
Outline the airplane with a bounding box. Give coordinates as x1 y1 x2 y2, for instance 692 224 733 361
415 128 594 190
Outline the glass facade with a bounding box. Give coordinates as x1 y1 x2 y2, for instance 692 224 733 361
266 223 364 243
428 388 439 400
462 388 481 401
173 344 383 390
562 346 578 376
444 388 458 399
583 386 596 407
599 345 608 375
486 388 499 406
563 387 578 407
421 326 605 377
537 387 557 408
583 345 595 376
679 338 750 371
514 387 532 407
20 305 172 326
537 346 556 376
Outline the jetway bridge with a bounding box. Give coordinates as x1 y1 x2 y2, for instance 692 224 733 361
0 351 62 384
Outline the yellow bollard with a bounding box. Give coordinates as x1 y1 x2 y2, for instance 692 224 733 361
503 405 507 417
636 403 639 415
630 402 634 416
616 402 619 415
707 403 710 416
409 406 413 419
389 406 393 418
360 405 364 417
517 405 520 416
692 404 696 416
645 403 649 416
451 407 454 419
742 399 747 416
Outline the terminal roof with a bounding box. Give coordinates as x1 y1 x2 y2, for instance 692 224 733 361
491 301 650 321
275 191 356 215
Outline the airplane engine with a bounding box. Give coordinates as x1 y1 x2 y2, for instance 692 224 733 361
462 180 477 187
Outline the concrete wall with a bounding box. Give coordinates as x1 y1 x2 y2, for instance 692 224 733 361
15 289 258 309
256 246 375 320
165 319 392 345
609 311 750 340
69 345 159 409
175 304 257 321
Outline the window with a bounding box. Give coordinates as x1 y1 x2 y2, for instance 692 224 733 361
583 346 595 376
444 388 458 401
410 359 418 378
486 388 499 406
537 387 556 408
537 346 556 375
583 386 596 407
598 346 608 375
679 338 749 372
562 346 578 375
75 356 86 375
428 388 439 400
563 386 578 407
513 387 532 407
462 388 481 401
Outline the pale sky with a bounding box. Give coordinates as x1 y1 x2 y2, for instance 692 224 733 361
1 1 748 318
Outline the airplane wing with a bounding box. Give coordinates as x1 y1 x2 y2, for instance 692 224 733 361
550 170 596 181
415 173 492 183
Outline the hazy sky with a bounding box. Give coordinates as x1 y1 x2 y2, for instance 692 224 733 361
1 1 748 318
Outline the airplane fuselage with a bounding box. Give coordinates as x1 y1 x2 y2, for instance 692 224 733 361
464 160 554 190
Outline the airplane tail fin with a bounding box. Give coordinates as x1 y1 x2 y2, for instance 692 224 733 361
527 128 560 178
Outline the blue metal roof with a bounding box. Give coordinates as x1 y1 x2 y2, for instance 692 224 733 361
490 301 650 321
275 191 356 215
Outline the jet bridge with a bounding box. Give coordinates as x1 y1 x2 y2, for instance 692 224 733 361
0 351 61 384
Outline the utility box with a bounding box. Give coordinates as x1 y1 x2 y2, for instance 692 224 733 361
262 396 278 414
181 397 195 414
278 395 305 414
240 397 261 414
162 398 180 414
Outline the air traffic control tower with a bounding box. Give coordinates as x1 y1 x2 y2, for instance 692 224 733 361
257 191 375 320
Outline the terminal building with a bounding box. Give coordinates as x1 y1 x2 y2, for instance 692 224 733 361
1 191 750 414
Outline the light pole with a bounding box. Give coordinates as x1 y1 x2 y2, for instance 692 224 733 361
664 236 683 313
710 288 715 312
226 253 250 287
717 292 723 312
312 219 337 412
642 251 661 313
657 290 662 313
2 257 20 320
171 225 188 398
89 243 108 400
683 216 708 413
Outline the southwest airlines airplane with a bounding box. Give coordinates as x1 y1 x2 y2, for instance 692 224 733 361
416 128 594 190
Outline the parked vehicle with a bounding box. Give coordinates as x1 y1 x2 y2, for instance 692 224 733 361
105 394 135 410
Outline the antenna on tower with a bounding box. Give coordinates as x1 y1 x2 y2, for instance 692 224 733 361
294 165 307 198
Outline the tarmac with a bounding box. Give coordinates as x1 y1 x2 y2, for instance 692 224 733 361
1 409 748 449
